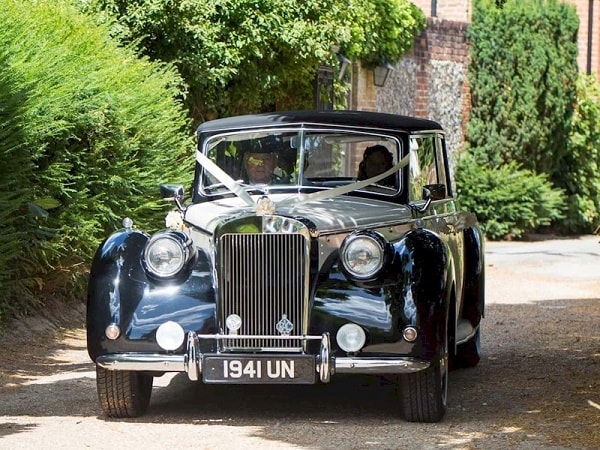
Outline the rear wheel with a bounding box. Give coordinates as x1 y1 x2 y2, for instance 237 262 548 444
96 365 153 418
398 340 448 422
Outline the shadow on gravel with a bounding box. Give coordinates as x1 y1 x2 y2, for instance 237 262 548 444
0 300 598 448
146 299 600 448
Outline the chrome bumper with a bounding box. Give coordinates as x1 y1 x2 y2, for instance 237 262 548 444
96 331 430 383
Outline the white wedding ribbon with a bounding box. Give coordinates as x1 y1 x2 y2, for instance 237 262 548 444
276 153 410 210
196 151 255 207
195 150 410 211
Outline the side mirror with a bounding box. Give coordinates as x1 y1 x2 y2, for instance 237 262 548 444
160 184 186 211
411 184 446 215
423 183 446 201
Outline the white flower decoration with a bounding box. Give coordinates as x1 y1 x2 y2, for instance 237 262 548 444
256 196 276 215
165 210 184 230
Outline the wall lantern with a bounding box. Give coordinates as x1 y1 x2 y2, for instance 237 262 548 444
373 62 394 87
337 54 351 81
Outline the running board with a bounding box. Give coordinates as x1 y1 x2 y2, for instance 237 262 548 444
456 319 476 345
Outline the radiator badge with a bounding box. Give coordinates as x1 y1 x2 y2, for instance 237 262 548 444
276 314 294 336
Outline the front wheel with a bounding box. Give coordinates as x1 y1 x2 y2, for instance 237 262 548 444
96 365 153 418
398 343 448 422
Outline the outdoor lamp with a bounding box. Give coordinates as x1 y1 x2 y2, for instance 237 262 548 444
337 54 351 81
373 62 394 87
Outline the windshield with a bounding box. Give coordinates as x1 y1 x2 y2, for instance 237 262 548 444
200 129 401 195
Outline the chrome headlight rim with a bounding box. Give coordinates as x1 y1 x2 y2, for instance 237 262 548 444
142 230 194 281
340 230 387 280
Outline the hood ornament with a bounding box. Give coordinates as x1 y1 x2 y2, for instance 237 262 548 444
256 195 276 215
276 314 294 336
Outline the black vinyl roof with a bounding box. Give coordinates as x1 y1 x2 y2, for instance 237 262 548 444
196 110 443 134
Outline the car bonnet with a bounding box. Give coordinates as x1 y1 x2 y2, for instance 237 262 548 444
184 194 413 235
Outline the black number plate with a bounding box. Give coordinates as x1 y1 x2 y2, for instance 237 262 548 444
202 355 316 384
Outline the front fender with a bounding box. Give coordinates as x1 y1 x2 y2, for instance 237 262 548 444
310 228 451 360
396 228 451 359
86 229 216 361
462 226 485 324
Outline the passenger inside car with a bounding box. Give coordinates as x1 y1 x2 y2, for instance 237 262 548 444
357 145 396 186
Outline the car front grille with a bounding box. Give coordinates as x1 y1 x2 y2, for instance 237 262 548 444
218 232 309 351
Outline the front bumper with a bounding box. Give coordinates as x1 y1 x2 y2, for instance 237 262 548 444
96 331 430 383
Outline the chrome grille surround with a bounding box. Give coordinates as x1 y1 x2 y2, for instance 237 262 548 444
216 216 311 352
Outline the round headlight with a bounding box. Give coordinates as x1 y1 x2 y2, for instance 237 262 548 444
143 231 190 279
340 233 385 279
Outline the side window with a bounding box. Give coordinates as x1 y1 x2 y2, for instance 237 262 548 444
409 134 448 201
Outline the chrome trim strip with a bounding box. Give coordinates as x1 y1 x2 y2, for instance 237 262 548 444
195 334 323 340
333 357 430 374
97 353 186 372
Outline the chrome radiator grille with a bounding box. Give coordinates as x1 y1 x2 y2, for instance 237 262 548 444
218 233 308 351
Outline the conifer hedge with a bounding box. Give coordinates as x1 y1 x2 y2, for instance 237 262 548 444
460 0 581 238
0 0 192 323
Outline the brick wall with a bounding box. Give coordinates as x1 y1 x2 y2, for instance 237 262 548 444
412 0 471 22
350 0 596 166
565 0 600 78
353 17 470 162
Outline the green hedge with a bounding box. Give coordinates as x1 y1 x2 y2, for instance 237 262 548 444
0 0 192 323
463 0 580 237
456 155 566 240
556 75 600 233
467 0 578 174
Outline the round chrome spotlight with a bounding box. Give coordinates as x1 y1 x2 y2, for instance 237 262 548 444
156 321 185 351
226 314 242 334
336 323 366 353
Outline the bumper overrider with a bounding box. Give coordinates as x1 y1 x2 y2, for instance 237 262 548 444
96 332 430 384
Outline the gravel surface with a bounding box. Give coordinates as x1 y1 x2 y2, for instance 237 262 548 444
1 235 599 449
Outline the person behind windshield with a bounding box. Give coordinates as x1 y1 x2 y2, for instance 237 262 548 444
357 145 395 186
243 151 280 184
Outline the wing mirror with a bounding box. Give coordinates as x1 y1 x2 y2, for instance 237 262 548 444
160 184 186 211
423 183 446 201
411 183 446 214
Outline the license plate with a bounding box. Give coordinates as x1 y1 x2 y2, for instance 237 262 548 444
202 355 316 384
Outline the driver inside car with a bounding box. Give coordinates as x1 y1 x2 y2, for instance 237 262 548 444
242 151 280 184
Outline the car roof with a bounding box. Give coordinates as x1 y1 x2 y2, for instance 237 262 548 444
196 110 443 134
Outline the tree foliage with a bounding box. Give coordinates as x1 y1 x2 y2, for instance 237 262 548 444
463 0 579 238
79 0 425 122
557 75 600 233
467 0 579 174
0 0 191 321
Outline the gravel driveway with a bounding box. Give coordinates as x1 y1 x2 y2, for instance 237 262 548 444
1 235 599 449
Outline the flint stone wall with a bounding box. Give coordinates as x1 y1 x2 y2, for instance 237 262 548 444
376 18 470 171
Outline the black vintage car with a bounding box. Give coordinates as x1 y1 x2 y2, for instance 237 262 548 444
87 110 485 422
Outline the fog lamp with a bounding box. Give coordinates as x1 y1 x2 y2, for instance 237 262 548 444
156 321 185 351
402 326 418 342
336 323 366 353
105 323 120 340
